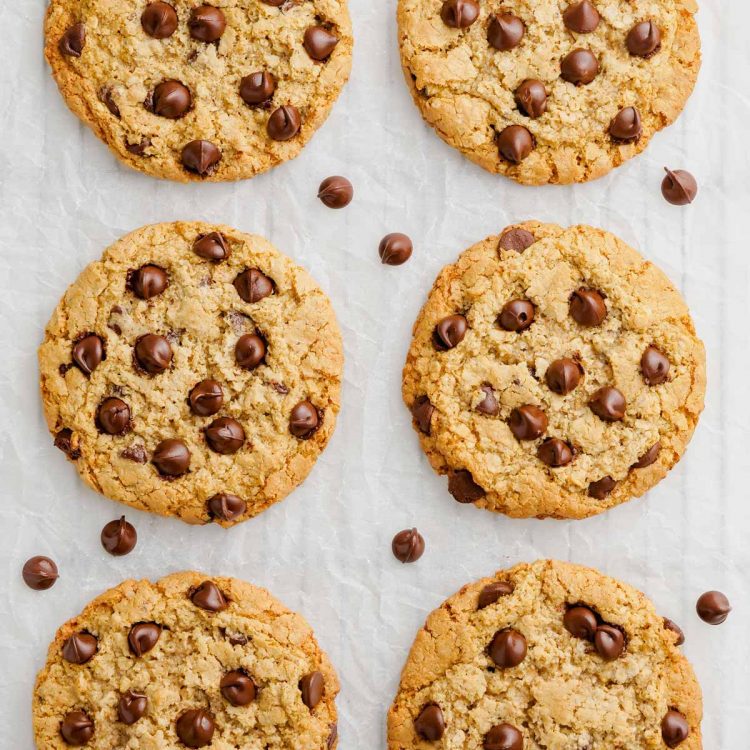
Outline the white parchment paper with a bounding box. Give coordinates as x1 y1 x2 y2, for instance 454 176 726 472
1 0 749 746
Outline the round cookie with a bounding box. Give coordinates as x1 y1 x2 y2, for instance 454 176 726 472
39 222 343 526
402 222 705 519
388 559 702 749
397 0 700 184
33 571 339 749
44 0 352 182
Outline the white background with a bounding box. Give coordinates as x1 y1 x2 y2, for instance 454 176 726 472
1 0 748 746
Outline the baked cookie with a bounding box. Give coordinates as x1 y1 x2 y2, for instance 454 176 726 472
402 222 705 519
388 559 702 749
33 571 339 749
39 222 343 526
397 0 700 184
44 0 352 181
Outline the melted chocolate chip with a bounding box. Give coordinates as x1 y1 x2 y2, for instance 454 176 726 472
130 264 168 299
193 232 229 260
181 140 222 176
433 314 468 349
569 288 607 326
134 334 172 374
627 21 661 57
240 72 277 106
589 386 626 421
609 106 642 143
152 438 191 476
176 709 215 748
411 396 435 434
299 671 325 709
508 405 548 440
189 379 224 416
488 629 527 667
414 704 445 741
641 345 670 385
487 13 525 51
118 691 148 724
498 299 535 332
561 48 599 85
537 438 574 467
497 125 534 163
59 23 85 57
498 227 536 252
447 469 485 503
128 622 161 656
477 581 514 609
220 670 257 706
97 397 131 435
515 79 547 119
303 26 339 60
188 5 226 42
208 493 247 522
62 632 98 664
267 105 301 141
60 710 94 745
141 2 178 38
72 334 104 376
440 0 479 29
234 268 274 302
546 358 583 395
191 580 228 612
289 401 320 439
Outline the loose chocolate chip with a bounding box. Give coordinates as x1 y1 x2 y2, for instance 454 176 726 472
22 556 59 590
118 691 148 724
546 358 583 395
299 671 325 709
477 581 514 609
234 268 274 302
235 333 267 370
609 106 642 143
149 80 191 118
191 580 228 611
477 384 499 416
188 5 226 42
176 709 215 748
303 26 339 60
661 168 697 205
641 345 670 385
664 618 685 646
128 622 161 656
97 397 131 435
484 723 523 750
62 632 98 664
379 233 413 265
221 670 257 706
100 87 120 118
189 379 224 416
240 71 276 106
59 23 85 57
563 1 600 33
589 386 626 421
181 140 222 176
61 710 94 745
208 493 247 521
515 79 547 119
152 438 191 476
497 125 534 164
487 13 525 51
696 591 731 624
391 528 425 563
290 400 320 439
205 417 245 454
411 396 435 434
561 48 599 85
569 288 607 326
588 475 616 499
135 334 172 374
564 606 598 640
318 175 354 208
55 428 81 459
509 405 548 440
440 0 479 29
662 710 690 748
594 624 625 660
130 264 168 299
498 227 536 252
537 438 574 467
101 516 137 555
433 314 468 350
627 20 661 57
498 299 535 332
141 2 178 38
267 105 301 140
72 334 104 376
448 469 485 503
414 704 445 741
489 629 527 668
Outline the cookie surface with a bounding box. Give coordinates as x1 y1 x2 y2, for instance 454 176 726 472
33 571 339 749
44 0 352 181
388 559 702 749
397 0 700 184
39 222 343 525
402 222 705 519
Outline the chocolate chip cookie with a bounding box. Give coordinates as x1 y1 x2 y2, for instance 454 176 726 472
402 222 705 519
45 0 352 181
39 222 343 526
33 571 339 748
388 559 702 749
397 0 700 184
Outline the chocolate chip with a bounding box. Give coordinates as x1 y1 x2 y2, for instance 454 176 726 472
663 618 685 646
433 314 468 350
59 23 85 57
299 671 325 709
498 227 536 252
327 723 338 749
208 493 247 521
561 48 599 85
489 628 527 667
662 710 690 748
220 670 257 706
564 606 598 640
641 345 670 385
569 288 607 326
514 79 547 119
60 710 94 745
97 397 131 435
181 140 221 176
205 417 245 454
318 175 353 208
135 333 172 374
661 168 697 205
696 591 731 624
125 137 152 156
121 444 148 463
62 632 98 664
128 622 161 656
447 469 485 503
546 358 583 395
222 628 249 645
477 581 514 609
130 264 168 299
267 105 301 140
149 80 191 118
509 405 548 440
379 233 413 265
440 0 479 28
391 528 425 563
101 516 137 555
588 475 616 499
188 5 226 42
235 333 267 370
55 428 80 459
411 396 435 434
609 106 642 143
234 268 274 302
563 1 600 33
497 125 534 164
289 400 320 438
72 334 104 375
176 709 215 748
487 13 525 51
484 724 523 750
22 556 58 590
141 2 178 38
152 438 191 476
537 438 574 467
414 704 445 741
118 691 148 724
498 299 535 332
627 21 661 57
189 380 224 416
303 26 339 60
589 386 626 421
191 580 228 611
477 384 499 416
240 72 276 106
99 87 120 117
594 624 625 660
